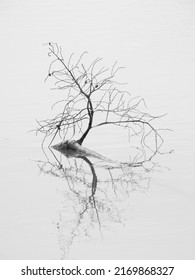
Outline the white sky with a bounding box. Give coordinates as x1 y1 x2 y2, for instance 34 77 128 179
0 0 195 141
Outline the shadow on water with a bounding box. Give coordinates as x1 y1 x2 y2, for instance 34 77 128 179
37 145 160 259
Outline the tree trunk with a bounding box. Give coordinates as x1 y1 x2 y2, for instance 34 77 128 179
77 98 94 145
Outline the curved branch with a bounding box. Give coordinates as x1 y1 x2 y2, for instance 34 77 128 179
34 42 166 163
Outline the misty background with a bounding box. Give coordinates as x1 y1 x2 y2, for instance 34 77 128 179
0 0 195 259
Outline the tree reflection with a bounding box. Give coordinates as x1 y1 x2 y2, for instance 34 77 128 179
37 146 156 259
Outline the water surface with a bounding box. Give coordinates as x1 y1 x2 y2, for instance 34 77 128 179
0 0 195 259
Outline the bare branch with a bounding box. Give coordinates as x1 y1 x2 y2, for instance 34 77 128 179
34 43 166 163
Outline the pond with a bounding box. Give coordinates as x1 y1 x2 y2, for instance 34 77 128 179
0 0 195 259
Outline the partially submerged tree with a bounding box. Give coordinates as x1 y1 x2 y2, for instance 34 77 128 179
36 43 164 163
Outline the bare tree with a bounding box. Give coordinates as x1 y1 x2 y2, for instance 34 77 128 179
35 43 164 163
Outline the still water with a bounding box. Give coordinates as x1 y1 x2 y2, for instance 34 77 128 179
0 0 195 259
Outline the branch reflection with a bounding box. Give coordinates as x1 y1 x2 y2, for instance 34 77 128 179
38 146 157 259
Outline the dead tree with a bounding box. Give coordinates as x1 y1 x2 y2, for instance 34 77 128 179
35 43 164 163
